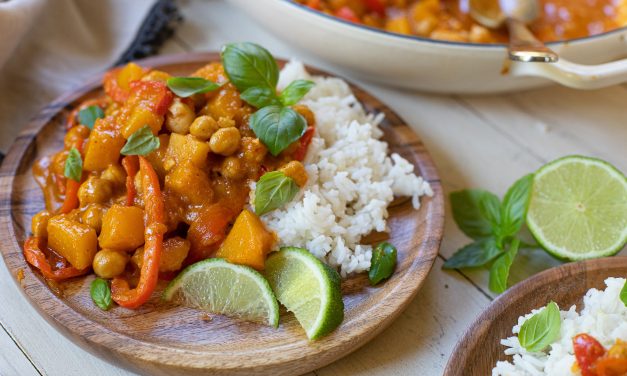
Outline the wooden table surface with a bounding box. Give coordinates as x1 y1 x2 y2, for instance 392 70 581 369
0 1 625 375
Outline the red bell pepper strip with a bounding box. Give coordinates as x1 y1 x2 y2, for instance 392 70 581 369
111 156 165 309
362 0 386 16
185 203 235 265
293 126 315 161
103 67 130 103
122 155 139 206
23 237 89 281
128 81 173 116
335 6 360 23
574 334 607 376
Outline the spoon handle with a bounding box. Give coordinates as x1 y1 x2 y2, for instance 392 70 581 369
507 18 558 63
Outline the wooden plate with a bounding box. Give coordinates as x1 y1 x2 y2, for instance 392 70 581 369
444 257 627 375
0 52 444 376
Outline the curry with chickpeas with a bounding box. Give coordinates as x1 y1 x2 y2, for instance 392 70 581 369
26 47 314 309
297 0 627 43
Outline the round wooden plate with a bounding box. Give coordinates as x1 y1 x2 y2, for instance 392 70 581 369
0 52 444 376
444 257 627 375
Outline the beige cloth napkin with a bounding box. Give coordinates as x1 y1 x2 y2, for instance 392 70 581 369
0 0 158 153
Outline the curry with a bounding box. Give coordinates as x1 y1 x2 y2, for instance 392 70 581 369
26 58 313 309
297 0 626 43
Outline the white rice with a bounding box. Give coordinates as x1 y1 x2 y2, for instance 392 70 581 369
252 61 432 276
493 277 627 376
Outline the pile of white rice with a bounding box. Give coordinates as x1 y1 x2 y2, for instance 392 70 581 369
252 61 432 276
493 277 627 376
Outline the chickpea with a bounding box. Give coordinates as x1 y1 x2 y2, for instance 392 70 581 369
64 125 90 150
292 105 316 126
31 211 51 238
81 203 106 233
165 98 195 134
189 115 219 140
78 176 113 206
240 137 267 164
279 161 308 187
209 127 240 156
92 249 129 279
217 116 235 128
221 156 245 180
101 164 126 188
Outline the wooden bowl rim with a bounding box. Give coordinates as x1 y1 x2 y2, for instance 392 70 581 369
444 256 627 375
0 52 445 371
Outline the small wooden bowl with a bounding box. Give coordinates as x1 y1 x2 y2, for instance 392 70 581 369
0 53 444 375
444 257 627 375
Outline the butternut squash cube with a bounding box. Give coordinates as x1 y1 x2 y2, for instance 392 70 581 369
165 133 210 169
117 63 145 91
216 209 275 270
98 205 145 251
132 237 190 272
121 106 163 139
83 118 126 171
47 215 97 270
165 162 213 205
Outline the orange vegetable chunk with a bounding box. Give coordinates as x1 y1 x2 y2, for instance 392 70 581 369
47 215 97 270
121 106 163 139
83 118 126 171
99 205 145 251
216 209 275 270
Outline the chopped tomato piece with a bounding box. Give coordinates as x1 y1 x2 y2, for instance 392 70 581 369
128 81 173 116
574 334 607 376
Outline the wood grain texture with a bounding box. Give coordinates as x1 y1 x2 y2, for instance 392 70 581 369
0 52 444 376
444 257 627 375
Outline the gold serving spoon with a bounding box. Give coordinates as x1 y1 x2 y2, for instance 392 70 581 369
470 0 558 63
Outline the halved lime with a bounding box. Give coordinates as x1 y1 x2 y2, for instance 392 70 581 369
527 156 627 261
163 258 279 327
265 247 344 340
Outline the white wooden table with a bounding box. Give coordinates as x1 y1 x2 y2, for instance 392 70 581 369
1 1 625 375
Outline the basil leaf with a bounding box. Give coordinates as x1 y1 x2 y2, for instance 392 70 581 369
90 278 113 311
488 238 520 293
279 79 315 106
121 126 160 156
249 105 307 156
255 171 300 215
240 86 281 108
450 190 499 239
64 147 83 182
368 242 397 285
166 77 220 97
621 280 627 307
479 192 502 230
443 238 502 269
500 174 534 238
221 42 279 92
519 301 561 352
77 105 104 129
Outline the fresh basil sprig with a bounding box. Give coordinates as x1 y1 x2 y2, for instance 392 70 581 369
221 42 314 156
621 280 627 307
254 171 299 215
64 147 83 182
518 301 561 352
443 174 534 294
368 242 397 285
121 126 160 156
90 278 113 311
77 105 104 129
166 77 221 97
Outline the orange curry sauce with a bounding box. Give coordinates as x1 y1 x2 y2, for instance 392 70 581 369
298 0 625 43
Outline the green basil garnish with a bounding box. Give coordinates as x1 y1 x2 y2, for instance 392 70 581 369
518 301 561 352
279 79 315 106
64 147 83 182
368 242 397 285
254 171 299 215
450 190 498 240
240 87 281 108
221 42 279 92
621 280 627 307
249 106 307 156
121 126 160 156
90 278 113 311
499 174 534 239
77 105 104 129
166 77 221 97
488 238 520 293
443 238 502 269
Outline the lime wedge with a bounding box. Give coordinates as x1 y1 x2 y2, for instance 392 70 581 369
265 247 344 340
527 156 627 261
163 258 279 327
